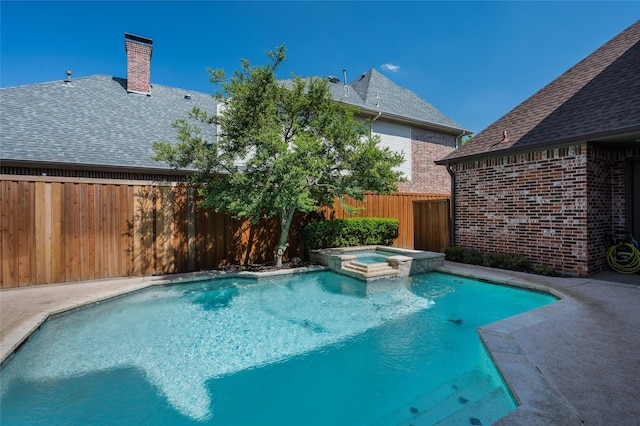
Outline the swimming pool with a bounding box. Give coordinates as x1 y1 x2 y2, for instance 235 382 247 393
0 271 555 425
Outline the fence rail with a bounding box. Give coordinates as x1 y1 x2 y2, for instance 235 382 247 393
1 175 448 288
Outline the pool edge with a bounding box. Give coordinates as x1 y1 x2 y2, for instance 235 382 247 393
435 263 584 425
0 266 329 367
1 263 587 425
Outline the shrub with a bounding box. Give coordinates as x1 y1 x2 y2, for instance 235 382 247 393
302 218 399 249
444 246 466 262
496 253 530 271
462 248 484 265
534 265 557 276
445 246 530 272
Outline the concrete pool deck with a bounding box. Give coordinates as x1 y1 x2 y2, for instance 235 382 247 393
1 262 638 425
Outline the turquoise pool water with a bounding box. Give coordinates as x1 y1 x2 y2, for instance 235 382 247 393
345 249 398 264
353 254 388 264
0 271 555 425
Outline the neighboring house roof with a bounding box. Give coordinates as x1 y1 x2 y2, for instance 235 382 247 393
439 20 640 164
0 74 218 173
1 42 468 175
287 69 469 135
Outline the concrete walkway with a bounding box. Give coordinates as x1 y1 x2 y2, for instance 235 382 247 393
1 263 639 425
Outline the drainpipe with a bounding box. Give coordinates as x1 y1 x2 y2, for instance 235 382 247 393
446 162 456 247
446 131 466 246
370 111 382 135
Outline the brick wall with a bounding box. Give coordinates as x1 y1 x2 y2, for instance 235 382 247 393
397 128 456 194
586 146 637 273
452 145 590 275
451 143 637 276
586 146 615 274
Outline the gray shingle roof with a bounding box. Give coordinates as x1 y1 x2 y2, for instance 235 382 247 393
287 69 468 135
439 20 640 164
1 69 468 172
1 75 218 172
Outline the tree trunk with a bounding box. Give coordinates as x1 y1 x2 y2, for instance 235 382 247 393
274 208 296 268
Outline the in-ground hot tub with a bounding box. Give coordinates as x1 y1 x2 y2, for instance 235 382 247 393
310 246 445 281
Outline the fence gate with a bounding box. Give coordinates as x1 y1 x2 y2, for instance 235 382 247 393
413 199 450 253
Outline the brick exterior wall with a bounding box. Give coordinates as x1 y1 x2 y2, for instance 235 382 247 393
396 128 456 194
586 146 636 274
125 38 152 93
451 144 636 277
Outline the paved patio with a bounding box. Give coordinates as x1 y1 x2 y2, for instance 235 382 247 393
1 263 638 425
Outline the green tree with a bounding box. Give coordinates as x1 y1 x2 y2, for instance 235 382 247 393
153 46 404 267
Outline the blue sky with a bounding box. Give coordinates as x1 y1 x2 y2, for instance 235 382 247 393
1 1 638 134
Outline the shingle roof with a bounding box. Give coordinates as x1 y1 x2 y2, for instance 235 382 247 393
0 75 218 172
288 69 469 135
439 20 640 164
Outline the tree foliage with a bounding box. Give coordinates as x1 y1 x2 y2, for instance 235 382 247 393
153 45 405 267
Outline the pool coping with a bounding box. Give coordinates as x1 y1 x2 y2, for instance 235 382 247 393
2 262 637 425
435 264 584 425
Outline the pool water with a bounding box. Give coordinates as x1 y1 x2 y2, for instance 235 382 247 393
0 271 555 425
346 249 397 265
354 254 388 264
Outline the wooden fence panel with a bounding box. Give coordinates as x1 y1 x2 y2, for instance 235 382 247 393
1 181 15 287
18 181 34 286
0 175 449 288
325 193 447 249
34 182 47 284
95 184 107 278
51 182 63 284
85 184 96 281
413 199 450 253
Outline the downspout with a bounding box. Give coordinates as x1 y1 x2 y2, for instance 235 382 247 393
370 111 381 135
447 131 467 246
446 162 456 247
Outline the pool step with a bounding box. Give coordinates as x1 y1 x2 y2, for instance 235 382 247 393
341 261 398 278
433 386 513 426
373 369 504 426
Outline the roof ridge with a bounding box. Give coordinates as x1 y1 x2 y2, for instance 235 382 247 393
1 73 117 90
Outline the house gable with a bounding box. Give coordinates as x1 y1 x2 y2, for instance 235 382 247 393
331 68 467 134
282 69 469 194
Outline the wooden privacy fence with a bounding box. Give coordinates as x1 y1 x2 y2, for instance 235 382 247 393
413 199 451 253
1 175 448 288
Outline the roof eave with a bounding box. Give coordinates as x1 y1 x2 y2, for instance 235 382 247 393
0 159 194 175
435 124 640 165
356 106 472 136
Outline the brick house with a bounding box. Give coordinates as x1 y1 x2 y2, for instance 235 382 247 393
436 21 640 277
1 34 468 195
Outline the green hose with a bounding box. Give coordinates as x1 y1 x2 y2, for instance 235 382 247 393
606 242 640 274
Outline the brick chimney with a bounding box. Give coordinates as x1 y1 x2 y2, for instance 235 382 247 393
124 33 153 94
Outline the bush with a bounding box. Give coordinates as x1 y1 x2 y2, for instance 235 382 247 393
444 246 466 263
462 249 484 265
302 218 399 250
445 246 530 272
534 265 557 276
